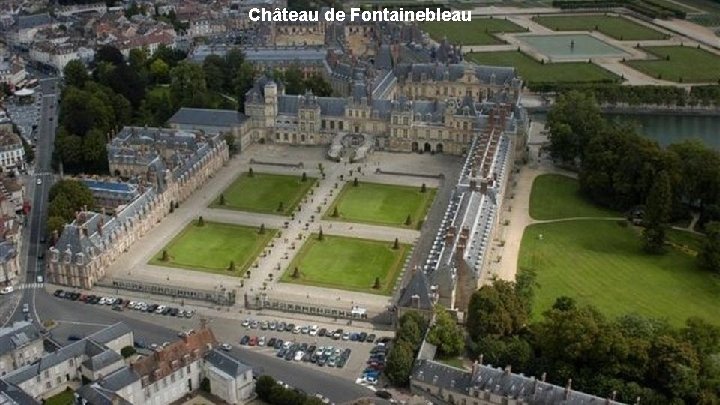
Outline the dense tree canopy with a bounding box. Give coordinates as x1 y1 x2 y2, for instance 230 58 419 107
426 305 464 357
47 180 94 237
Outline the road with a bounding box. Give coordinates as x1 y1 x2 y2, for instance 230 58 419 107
3 77 59 326
36 292 379 404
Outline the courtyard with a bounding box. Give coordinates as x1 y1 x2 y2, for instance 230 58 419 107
325 181 436 229
518 174 720 326
625 46 720 82
421 18 527 45
532 15 668 40
211 171 316 215
281 234 409 295
465 51 619 84
149 221 276 275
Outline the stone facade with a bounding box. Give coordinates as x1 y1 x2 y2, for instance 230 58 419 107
47 127 229 290
0 321 43 377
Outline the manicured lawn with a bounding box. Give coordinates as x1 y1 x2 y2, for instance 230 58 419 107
519 220 720 326
150 221 276 275
529 174 618 220
282 234 409 295
421 18 527 45
466 51 619 84
45 390 74 405
666 228 705 254
212 172 315 215
533 15 668 40
626 46 720 83
325 182 436 229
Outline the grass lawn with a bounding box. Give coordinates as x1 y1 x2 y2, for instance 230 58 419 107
421 18 527 45
529 174 618 220
519 220 720 326
666 228 705 254
282 234 409 295
150 221 276 275
325 182 436 229
532 15 668 40
626 46 720 83
212 172 315 215
45 390 74 405
466 51 619 84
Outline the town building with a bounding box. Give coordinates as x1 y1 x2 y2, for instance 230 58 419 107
47 127 229 290
0 321 43 377
76 323 254 405
1 323 133 402
410 359 624 405
0 129 25 172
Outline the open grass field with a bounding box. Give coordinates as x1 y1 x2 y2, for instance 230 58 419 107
325 181 436 229
626 46 720 83
150 221 276 275
519 220 720 326
281 234 409 295
45 390 74 405
529 174 618 220
421 18 527 45
212 172 315 215
533 15 668 40
466 51 619 84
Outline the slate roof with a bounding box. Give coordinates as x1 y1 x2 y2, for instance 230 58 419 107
205 349 251 378
397 270 433 310
16 13 51 30
395 63 516 86
412 359 626 405
0 379 39 405
76 384 132 405
0 241 17 263
0 322 41 357
87 323 132 345
95 366 141 391
168 108 247 129
82 348 122 371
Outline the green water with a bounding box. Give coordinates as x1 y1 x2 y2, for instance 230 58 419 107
609 114 720 149
518 34 628 60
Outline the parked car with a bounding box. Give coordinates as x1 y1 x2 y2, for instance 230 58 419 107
358 332 368 342
318 328 327 337
273 339 284 350
67 334 82 341
248 336 258 346
240 336 250 345
267 337 277 348
220 343 232 351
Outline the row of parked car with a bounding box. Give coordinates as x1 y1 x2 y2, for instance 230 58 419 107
240 334 353 368
358 343 389 386
242 318 381 343
53 289 195 318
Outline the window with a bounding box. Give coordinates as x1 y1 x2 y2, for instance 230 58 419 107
186 366 191 373
321 120 326 129
339 122 343 130
46 381 51 389
171 374 176 383
275 133 280 140
403 117 408 125
43 370 49 378
330 121 335 130
283 133 288 141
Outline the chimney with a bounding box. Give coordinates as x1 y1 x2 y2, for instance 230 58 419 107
480 179 488 194
472 360 479 376
478 354 484 365
469 179 477 191
504 365 511 375
541 372 546 382
445 226 456 245
565 378 572 400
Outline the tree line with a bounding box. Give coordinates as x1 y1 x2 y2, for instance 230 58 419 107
547 91 720 259
466 270 720 404
47 179 95 237
532 83 720 106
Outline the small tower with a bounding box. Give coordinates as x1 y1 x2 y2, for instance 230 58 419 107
263 80 278 129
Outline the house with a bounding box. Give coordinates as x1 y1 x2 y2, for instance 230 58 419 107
0 321 43 377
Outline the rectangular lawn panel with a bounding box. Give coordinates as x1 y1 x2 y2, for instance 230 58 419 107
150 221 275 275
466 51 619 84
212 172 315 215
422 18 527 45
519 220 720 326
326 181 436 228
530 174 617 220
626 46 720 83
533 15 668 40
282 234 409 295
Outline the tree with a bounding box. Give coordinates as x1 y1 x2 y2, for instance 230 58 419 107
698 221 720 274
200 377 211 392
49 180 95 223
372 276 381 289
397 311 427 348
643 170 672 254
120 345 136 358
547 90 604 163
149 58 170 84
95 45 124 66
552 296 577 311
427 305 465 356
353 177 359 187
47 216 67 238
161 250 169 262
303 73 332 96
259 223 265 234
197 216 205 226
385 340 414 386
332 206 338 217
219 194 225 205
301 172 307 182
228 261 236 271
63 60 89 88
169 61 208 109
249 167 254 177
393 238 399 250
256 375 277 401
420 183 427 193
318 227 323 241
292 267 300 278
277 201 284 212
466 280 528 340
404 215 412 226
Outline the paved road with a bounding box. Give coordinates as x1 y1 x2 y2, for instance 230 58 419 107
36 292 379 404
3 77 59 327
